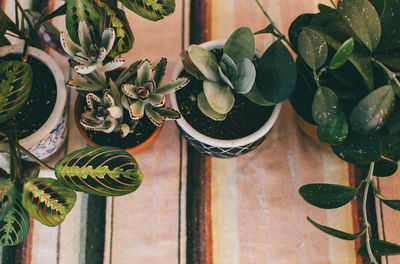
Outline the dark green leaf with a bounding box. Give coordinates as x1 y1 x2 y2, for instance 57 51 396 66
299 183 358 209
375 193 400 211
312 86 339 125
0 60 33 124
244 84 275 106
0 178 15 222
22 178 76 227
317 111 348 145
224 27 255 64
118 0 175 21
256 40 297 104
288 13 314 52
385 100 400 135
373 158 398 177
0 196 30 246
55 146 143 196
328 38 354 70
307 217 364 240
350 85 395 134
0 35 10 47
358 238 400 256
381 130 400 161
0 8 8 37
297 28 328 70
337 0 381 52
374 53 400 71
332 133 381 165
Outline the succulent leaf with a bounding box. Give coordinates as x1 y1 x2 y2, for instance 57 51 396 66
218 67 234 90
145 104 163 126
203 80 234 115
223 27 255 64
121 84 139 99
152 107 181 120
233 58 256 94
107 106 123 118
102 59 125 72
55 146 143 196
116 60 142 86
60 31 81 57
197 92 227 121
137 60 152 84
149 94 165 107
152 58 167 87
219 54 238 80
74 64 98 75
101 28 116 54
129 100 145 119
67 79 105 92
155 77 189 95
187 45 220 82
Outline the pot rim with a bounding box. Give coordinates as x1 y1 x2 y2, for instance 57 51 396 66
0 45 66 148
169 39 281 148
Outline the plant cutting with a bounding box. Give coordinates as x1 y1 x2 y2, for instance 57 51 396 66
170 22 296 157
252 0 400 261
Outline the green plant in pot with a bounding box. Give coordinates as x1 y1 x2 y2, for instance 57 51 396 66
171 23 297 158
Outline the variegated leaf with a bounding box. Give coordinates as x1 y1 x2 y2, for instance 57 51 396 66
55 146 143 196
0 178 16 222
0 60 33 124
22 178 77 227
119 0 175 21
0 195 30 246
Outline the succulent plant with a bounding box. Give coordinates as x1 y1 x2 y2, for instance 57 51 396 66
121 58 189 127
182 27 256 120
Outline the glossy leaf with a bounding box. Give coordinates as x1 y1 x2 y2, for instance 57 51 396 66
372 158 398 177
381 130 400 162
375 193 400 211
385 100 400 135
299 183 359 209
358 238 400 256
0 196 30 246
256 40 296 104
119 0 175 21
297 28 328 70
312 86 339 125
223 27 255 65
328 38 354 70
0 178 15 222
55 146 143 196
0 60 33 124
317 111 348 145
244 84 275 107
337 0 381 52
350 85 395 134
307 217 364 240
288 13 314 52
332 133 381 165
22 178 76 227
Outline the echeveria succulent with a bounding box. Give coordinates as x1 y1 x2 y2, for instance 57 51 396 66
182 27 256 120
121 58 189 126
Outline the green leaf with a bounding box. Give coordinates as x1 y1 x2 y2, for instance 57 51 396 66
374 53 400 72
187 45 220 82
317 111 348 145
0 178 15 222
307 217 364 240
381 130 400 162
328 38 354 70
197 92 226 121
256 40 297 104
288 13 314 52
373 158 398 177
243 84 275 106
332 133 381 165
152 107 180 120
385 100 400 135
0 196 30 246
22 178 76 227
350 85 395 134
337 0 381 52
0 8 9 38
299 183 359 209
358 238 400 256
0 60 33 124
297 28 328 70
254 24 277 36
118 0 175 21
203 80 234 115
375 193 400 211
312 86 339 125
223 27 255 65
55 146 143 196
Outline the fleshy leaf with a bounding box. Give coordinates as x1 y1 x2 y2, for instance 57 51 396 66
203 80 234 115
297 28 328 70
371 158 398 177
187 45 220 82
307 217 364 240
358 238 400 256
317 111 348 145
67 79 105 92
152 107 180 120
22 178 76 227
288 13 314 52
152 58 167 87
328 38 354 70
197 92 227 121
155 77 189 95
375 193 400 211
55 146 143 196
312 86 339 125
233 58 255 94
119 0 175 21
145 104 163 126
299 183 359 209
223 27 255 64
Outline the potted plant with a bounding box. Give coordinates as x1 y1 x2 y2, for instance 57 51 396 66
170 24 297 158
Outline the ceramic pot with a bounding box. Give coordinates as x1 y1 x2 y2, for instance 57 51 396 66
170 40 281 158
74 95 162 155
0 45 68 161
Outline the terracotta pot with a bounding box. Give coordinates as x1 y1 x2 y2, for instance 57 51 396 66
74 95 162 155
295 115 330 150
0 45 68 161
170 40 281 158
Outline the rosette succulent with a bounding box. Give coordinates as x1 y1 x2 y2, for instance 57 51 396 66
181 27 256 120
121 58 189 127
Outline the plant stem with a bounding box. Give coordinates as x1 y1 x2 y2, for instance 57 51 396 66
16 143 54 171
363 162 378 264
372 58 400 90
253 0 295 51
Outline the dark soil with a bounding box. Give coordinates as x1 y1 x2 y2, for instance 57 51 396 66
0 54 56 139
176 49 274 140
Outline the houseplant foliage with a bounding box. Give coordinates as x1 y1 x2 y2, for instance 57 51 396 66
252 0 400 261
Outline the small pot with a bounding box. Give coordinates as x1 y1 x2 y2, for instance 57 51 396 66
170 40 281 158
74 95 162 155
0 45 68 161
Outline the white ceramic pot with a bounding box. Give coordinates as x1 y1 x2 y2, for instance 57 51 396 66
0 45 68 160
170 40 281 158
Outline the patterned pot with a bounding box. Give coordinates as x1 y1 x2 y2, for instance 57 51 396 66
170 40 281 158
0 45 68 161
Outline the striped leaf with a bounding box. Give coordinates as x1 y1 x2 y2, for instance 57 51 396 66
54 146 144 196
119 0 175 21
95 1 134 57
0 178 16 222
22 178 77 227
0 60 33 124
0 195 30 246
